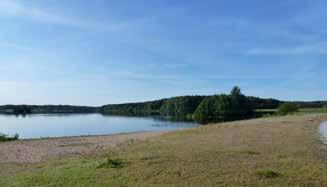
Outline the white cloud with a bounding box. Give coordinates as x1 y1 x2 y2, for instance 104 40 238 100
247 42 327 55
0 0 134 32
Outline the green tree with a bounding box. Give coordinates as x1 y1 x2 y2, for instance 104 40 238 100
277 103 299 115
192 96 216 124
193 87 253 124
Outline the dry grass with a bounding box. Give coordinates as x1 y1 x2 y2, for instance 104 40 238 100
1 114 327 186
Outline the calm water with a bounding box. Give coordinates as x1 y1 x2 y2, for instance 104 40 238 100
320 121 327 143
0 114 198 139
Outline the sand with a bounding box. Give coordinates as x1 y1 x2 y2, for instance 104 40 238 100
0 131 163 163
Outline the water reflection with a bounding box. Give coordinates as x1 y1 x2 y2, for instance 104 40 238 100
0 114 198 139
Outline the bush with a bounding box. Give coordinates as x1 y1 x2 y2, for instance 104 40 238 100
0 133 19 142
277 103 299 115
97 158 124 169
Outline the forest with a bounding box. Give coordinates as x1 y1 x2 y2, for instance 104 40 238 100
102 87 326 124
102 87 282 123
0 87 326 124
0 105 98 115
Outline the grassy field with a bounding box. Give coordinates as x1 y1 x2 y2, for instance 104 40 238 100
298 108 327 114
1 114 327 186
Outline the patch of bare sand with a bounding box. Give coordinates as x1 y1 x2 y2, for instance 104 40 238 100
0 132 163 163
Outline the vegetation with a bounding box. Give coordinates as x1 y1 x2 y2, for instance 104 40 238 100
1 115 327 186
298 108 327 114
159 96 205 118
0 105 98 115
247 96 281 109
97 158 124 169
277 103 300 115
102 99 165 116
101 91 281 121
99 86 327 124
255 170 281 179
291 101 327 108
192 87 253 124
0 133 19 142
0 87 325 124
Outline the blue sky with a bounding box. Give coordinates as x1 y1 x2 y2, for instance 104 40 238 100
0 0 326 106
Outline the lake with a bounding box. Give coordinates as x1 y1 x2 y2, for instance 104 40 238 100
0 114 198 139
320 121 327 143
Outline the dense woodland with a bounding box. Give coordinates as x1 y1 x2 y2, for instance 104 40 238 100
102 87 326 124
192 87 253 123
0 87 326 124
102 87 282 123
101 99 166 116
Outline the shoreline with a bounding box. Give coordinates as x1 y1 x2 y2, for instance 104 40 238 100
1 114 327 186
16 130 165 141
0 131 164 164
1 114 326 164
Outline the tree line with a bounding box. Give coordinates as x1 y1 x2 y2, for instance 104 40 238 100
1 87 326 124
102 86 283 123
101 87 326 124
0 105 98 115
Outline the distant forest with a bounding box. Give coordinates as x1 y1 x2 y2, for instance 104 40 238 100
101 93 284 117
0 105 98 115
101 87 283 123
101 87 327 123
1 87 326 124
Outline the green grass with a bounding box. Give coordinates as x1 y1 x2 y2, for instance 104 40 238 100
97 158 124 169
255 109 278 112
256 108 327 117
255 170 281 179
299 108 327 114
1 115 327 186
0 133 19 142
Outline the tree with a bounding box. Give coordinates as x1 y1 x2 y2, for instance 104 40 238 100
231 86 241 97
192 96 216 124
193 87 253 124
277 103 299 115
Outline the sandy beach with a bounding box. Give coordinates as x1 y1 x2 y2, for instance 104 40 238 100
0 131 163 163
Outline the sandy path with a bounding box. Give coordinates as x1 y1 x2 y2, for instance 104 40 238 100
0 131 163 163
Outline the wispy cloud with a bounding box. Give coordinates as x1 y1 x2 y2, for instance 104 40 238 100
0 0 135 32
247 42 327 55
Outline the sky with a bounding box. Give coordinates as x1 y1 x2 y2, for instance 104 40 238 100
0 0 326 106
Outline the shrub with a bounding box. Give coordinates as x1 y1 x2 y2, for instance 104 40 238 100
0 133 19 142
277 103 299 115
97 158 124 169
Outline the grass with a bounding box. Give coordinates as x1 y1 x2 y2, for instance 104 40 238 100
256 108 327 118
0 133 19 142
299 108 327 114
255 170 281 179
1 115 327 186
97 158 124 169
